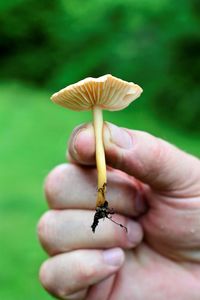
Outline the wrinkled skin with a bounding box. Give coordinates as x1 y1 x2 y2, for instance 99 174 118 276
38 122 200 300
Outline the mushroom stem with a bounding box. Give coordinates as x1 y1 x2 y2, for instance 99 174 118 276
93 106 107 207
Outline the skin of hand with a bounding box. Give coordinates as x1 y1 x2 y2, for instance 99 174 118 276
38 122 200 300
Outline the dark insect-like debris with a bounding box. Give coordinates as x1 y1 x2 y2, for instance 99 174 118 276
91 201 128 233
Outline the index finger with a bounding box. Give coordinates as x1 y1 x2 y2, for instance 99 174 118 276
45 163 147 217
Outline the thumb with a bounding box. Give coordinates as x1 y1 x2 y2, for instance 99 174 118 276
68 122 200 193
103 122 200 192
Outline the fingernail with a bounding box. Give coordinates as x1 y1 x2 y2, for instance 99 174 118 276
127 221 143 245
105 122 133 149
103 248 124 266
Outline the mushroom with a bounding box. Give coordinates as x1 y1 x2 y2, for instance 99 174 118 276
51 74 143 232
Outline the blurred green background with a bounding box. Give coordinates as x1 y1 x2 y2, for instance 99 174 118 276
0 0 200 299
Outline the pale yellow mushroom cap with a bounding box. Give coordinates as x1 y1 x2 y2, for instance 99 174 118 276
51 74 143 111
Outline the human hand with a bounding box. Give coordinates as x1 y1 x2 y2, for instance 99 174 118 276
38 122 200 300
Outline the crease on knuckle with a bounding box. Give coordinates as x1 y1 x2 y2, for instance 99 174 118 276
52 279 75 299
64 289 87 300
57 289 87 300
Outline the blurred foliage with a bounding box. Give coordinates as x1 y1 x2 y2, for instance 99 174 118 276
0 0 200 132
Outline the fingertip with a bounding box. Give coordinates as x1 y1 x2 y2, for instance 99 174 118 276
68 123 95 165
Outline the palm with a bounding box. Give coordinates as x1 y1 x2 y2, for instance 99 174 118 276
89 245 198 300
87 189 200 300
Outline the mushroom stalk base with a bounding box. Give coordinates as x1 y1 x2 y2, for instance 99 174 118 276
93 106 107 207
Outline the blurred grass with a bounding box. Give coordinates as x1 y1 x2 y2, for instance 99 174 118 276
0 81 199 299
0 82 91 300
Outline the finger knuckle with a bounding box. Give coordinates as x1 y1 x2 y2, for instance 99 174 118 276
39 260 68 299
39 261 52 291
37 211 54 252
39 261 62 298
139 135 169 182
155 139 171 167
149 138 171 184
44 164 67 207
